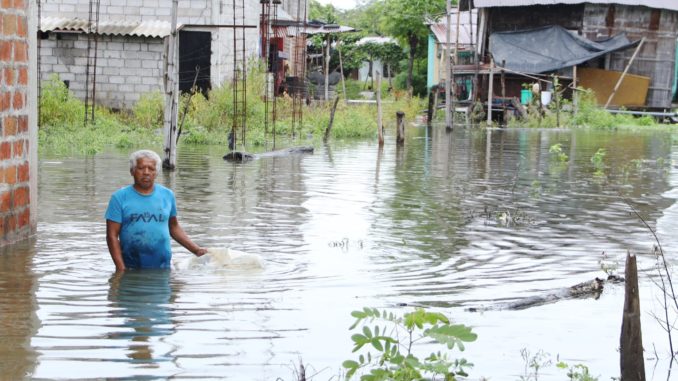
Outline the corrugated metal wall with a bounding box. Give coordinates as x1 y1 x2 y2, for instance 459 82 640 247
583 4 678 109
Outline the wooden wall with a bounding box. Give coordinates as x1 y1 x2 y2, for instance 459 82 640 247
488 4 584 33
486 3 678 109
583 4 678 109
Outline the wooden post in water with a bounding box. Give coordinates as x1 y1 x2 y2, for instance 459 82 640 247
376 71 384 146
487 58 494 126
572 65 578 116
162 0 179 169
620 251 646 381
500 60 506 125
427 85 436 127
444 0 452 131
323 96 340 143
338 43 347 103
396 111 405 145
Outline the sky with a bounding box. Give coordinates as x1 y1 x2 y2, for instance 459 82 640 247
315 0 359 10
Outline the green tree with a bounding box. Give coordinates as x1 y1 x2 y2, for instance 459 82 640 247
341 0 387 35
382 0 446 92
309 0 339 23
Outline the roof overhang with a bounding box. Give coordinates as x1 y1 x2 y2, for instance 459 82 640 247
40 17 171 38
474 0 678 12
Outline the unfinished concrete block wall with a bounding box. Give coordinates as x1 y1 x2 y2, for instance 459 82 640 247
1 0 38 245
40 0 212 24
39 33 165 110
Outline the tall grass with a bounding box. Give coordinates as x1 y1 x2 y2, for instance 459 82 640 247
39 75 161 155
508 89 660 129
38 63 426 154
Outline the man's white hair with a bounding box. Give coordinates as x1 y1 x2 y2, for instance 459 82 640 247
129 150 161 171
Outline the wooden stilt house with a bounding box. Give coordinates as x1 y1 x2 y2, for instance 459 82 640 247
473 0 678 110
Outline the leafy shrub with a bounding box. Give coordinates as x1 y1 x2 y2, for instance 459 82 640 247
343 307 476 380
133 91 164 129
39 74 86 127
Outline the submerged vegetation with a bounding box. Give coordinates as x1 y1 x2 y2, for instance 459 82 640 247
343 307 476 380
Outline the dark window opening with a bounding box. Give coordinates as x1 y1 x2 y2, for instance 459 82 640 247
179 31 212 96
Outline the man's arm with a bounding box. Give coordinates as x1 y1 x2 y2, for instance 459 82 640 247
106 220 126 272
169 216 207 256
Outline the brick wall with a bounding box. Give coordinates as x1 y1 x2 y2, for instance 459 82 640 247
1 0 36 245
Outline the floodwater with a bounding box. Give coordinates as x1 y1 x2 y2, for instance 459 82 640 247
1 125 677 380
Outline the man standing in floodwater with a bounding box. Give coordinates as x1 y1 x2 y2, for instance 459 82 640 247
105 150 207 271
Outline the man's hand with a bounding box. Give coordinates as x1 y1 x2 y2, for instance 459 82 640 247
193 247 208 257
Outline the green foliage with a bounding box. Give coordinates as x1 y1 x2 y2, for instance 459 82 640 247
519 349 551 381
382 0 445 90
590 148 606 169
548 143 568 162
38 74 161 155
39 74 86 127
343 307 476 381
557 361 599 381
309 0 339 24
509 88 660 129
394 57 428 96
132 91 164 129
519 349 599 381
38 61 426 154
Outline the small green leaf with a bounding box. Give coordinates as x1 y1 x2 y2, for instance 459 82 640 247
351 310 367 319
343 360 359 369
363 326 372 338
371 338 383 351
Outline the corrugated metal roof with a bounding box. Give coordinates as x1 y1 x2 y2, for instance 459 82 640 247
40 17 171 38
430 9 478 47
303 24 356 35
474 0 678 12
356 36 397 46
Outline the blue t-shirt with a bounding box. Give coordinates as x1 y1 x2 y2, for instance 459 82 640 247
105 184 177 269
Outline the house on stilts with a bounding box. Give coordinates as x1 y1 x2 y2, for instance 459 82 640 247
429 0 678 119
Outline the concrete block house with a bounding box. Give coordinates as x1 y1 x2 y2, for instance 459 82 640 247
39 0 307 110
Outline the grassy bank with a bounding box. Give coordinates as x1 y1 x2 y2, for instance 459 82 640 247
38 67 425 155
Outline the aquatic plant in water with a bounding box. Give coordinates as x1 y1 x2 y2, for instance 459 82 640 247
343 307 476 380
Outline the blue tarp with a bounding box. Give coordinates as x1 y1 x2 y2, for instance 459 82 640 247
489 25 639 74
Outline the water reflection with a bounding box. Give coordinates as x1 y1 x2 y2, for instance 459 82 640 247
107 270 175 365
21 128 678 379
0 240 39 379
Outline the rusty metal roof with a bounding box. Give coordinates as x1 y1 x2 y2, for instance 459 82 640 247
430 9 478 47
474 0 678 12
40 17 171 38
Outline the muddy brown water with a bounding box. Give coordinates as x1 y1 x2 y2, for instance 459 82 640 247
1 126 677 380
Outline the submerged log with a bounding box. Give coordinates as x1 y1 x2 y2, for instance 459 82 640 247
466 275 624 312
223 146 314 162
